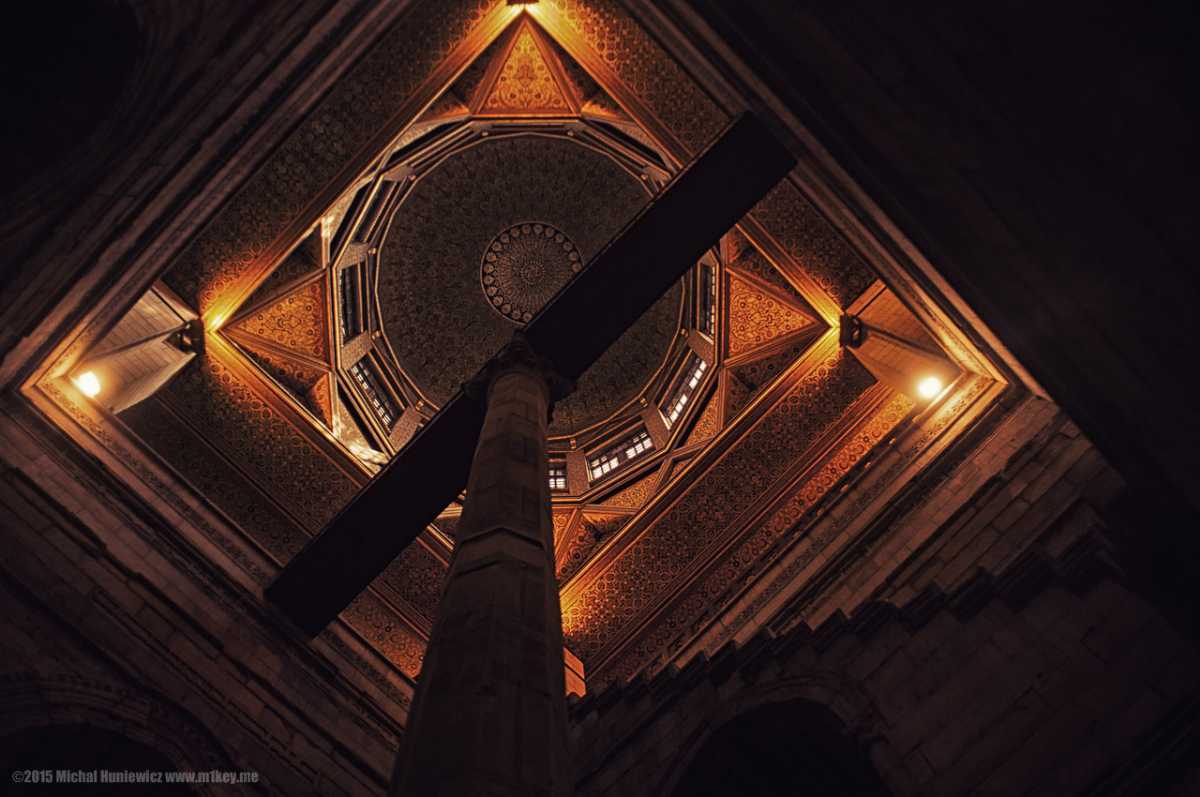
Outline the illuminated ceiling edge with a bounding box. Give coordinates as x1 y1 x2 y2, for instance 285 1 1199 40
11 0 1032 686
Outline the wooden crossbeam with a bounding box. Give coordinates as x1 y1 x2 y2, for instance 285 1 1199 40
266 113 795 637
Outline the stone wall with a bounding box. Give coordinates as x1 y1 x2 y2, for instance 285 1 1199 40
0 405 402 795
569 399 1200 794
570 574 1199 796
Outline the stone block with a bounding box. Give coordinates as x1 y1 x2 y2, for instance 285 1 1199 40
927 688 1049 796
1022 437 1091 504
847 621 911 682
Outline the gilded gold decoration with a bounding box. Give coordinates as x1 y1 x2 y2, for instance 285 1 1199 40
552 509 574 547
726 272 817 359
726 228 811 310
541 0 727 153
750 179 876 308
598 470 657 509
230 336 332 425
558 511 626 583
480 24 572 114
683 391 720 447
32 0 1006 709
306 373 335 429
228 278 329 362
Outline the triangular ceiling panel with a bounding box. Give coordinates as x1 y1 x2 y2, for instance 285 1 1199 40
242 229 322 314
448 29 506 107
554 511 600 585
726 271 819 360
428 13 642 142
227 276 330 363
305 371 335 429
540 31 626 120
726 228 814 313
684 388 721 447
723 369 755 422
476 20 575 116
232 337 332 426
551 508 575 549
557 509 630 582
556 524 593 583
728 331 821 400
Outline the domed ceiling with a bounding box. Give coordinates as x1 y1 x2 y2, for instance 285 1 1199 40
44 0 999 697
378 132 682 435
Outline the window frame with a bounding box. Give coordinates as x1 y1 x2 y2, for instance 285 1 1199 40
587 427 654 484
348 354 404 432
660 352 708 428
548 459 568 492
338 262 367 341
697 260 716 336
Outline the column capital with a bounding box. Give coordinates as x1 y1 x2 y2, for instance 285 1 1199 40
463 332 575 415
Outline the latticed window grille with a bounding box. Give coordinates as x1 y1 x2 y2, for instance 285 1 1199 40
662 354 708 427
349 357 401 430
588 428 654 482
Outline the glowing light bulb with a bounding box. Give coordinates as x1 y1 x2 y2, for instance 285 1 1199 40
75 371 101 398
917 376 943 400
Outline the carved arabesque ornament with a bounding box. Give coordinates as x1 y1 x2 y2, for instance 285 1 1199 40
480 222 581 324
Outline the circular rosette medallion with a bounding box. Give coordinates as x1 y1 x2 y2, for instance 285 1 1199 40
480 222 581 324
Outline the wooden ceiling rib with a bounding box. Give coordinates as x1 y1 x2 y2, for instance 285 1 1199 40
474 19 579 115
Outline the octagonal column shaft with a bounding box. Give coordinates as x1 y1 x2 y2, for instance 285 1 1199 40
391 341 572 797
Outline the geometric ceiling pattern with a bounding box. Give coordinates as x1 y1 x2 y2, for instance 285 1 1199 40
38 0 999 694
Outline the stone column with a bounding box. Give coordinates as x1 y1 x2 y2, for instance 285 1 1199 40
391 336 573 797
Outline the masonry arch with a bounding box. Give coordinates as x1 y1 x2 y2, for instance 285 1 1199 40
0 674 241 796
656 673 896 797
666 697 889 796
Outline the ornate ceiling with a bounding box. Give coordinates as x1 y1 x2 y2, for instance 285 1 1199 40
377 130 682 437
31 0 1010 694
